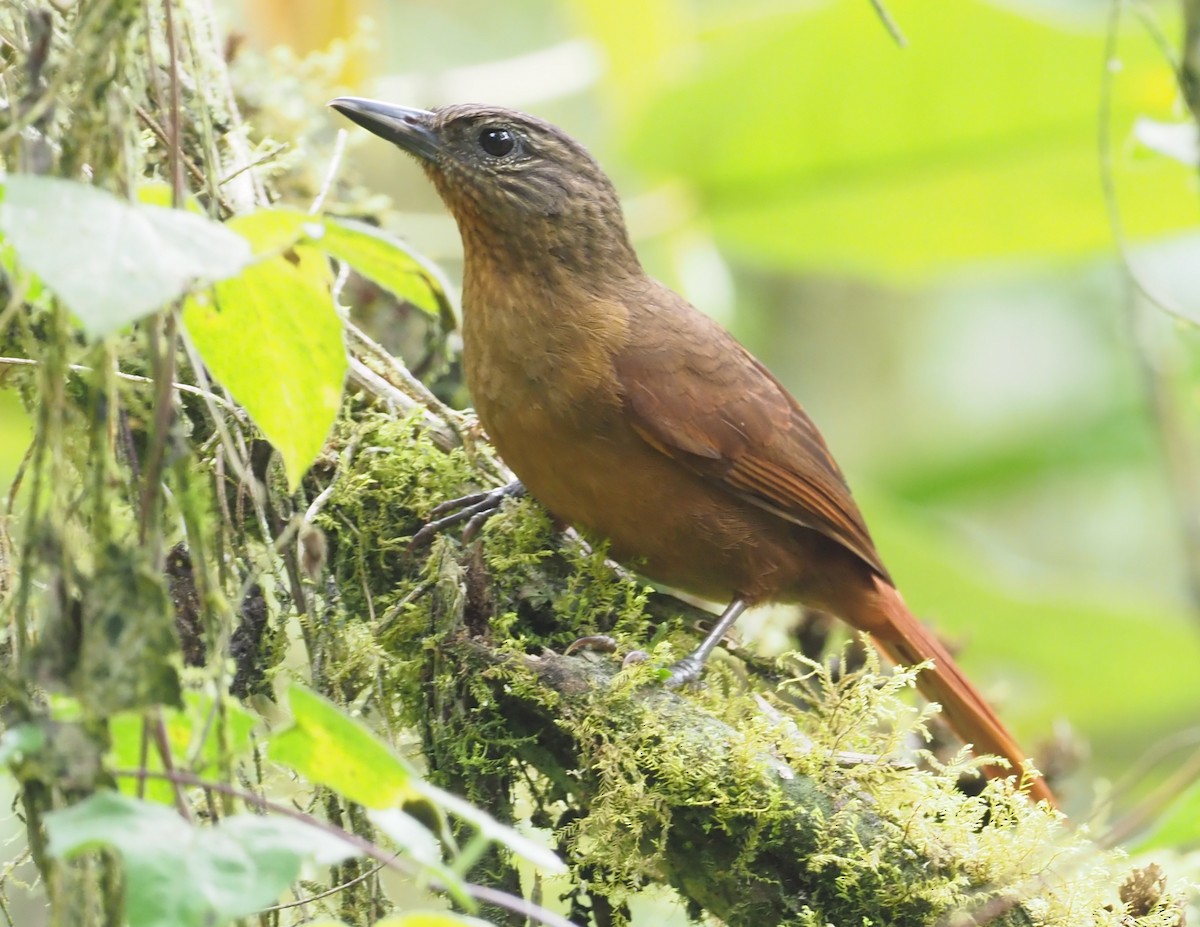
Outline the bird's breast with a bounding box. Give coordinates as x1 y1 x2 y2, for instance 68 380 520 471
457 272 866 607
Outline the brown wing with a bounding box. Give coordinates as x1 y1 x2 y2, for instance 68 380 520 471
614 283 889 582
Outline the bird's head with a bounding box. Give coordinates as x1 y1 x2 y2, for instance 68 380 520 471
329 98 639 276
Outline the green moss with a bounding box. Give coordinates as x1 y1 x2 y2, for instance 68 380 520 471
319 408 477 613
315 414 1188 927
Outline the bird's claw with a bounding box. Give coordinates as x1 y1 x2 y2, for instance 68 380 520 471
663 655 705 689
409 480 525 549
564 634 619 656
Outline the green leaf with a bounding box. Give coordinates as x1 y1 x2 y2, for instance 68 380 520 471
46 792 358 927
319 217 452 323
135 181 206 213
623 0 1199 276
366 809 444 866
269 684 415 808
0 388 32 492
229 206 323 257
0 238 46 302
183 208 347 490
0 175 249 337
373 913 493 927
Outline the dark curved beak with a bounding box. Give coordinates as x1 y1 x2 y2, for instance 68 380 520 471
328 97 440 161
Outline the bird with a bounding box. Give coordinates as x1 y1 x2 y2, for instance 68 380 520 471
329 96 1056 807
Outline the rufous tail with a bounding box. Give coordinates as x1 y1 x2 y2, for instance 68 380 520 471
865 576 1057 808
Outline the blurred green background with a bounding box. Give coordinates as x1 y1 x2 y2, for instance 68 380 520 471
10 0 1200 810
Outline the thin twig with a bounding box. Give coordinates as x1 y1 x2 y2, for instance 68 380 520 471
1083 725 1200 830
1100 743 1200 848
234 514 302 615
1131 0 1181 69
141 0 167 116
0 277 30 338
177 337 260 497
135 0 185 549
191 0 268 210
347 356 460 452
163 0 184 208
0 355 245 414
345 322 464 428
309 128 348 216
303 432 360 526
132 102 198 181
1100 0 1200 611
216 142 288 187
868 0 908 48
1099 0 1199 327
132 102 234 214
137 309 179 547
377 581 433 635
0 53 69 146
148 710 193 821
256 860 387 914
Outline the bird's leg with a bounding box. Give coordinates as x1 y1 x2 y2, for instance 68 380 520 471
409 479 525 548
664 597 748 688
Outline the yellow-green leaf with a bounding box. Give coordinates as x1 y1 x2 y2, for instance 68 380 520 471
183 208 346 490
269 684 416 809
321 216 452 325
373 913 493 927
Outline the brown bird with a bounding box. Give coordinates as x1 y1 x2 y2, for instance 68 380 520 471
330 96 1056 808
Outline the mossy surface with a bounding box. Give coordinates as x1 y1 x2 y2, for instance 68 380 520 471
315 414 1189 927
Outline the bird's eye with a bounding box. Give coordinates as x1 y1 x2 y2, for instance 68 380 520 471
478 126 516 158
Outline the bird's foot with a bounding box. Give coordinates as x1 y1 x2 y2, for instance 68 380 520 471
662 598 748 689
409 479 525 548
663 655 705 689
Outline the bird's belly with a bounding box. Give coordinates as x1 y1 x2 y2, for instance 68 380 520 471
483 408 829 605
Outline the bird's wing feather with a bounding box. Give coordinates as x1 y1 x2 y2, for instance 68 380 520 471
614 286 888 580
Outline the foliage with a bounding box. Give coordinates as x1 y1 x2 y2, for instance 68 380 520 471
45 791 357 927
0 175 442 489
35 678 562 927
0 0 561 924
589 0 1199 273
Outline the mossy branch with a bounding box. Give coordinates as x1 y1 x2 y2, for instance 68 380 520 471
315 405 1184 927
464 643 1030 927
